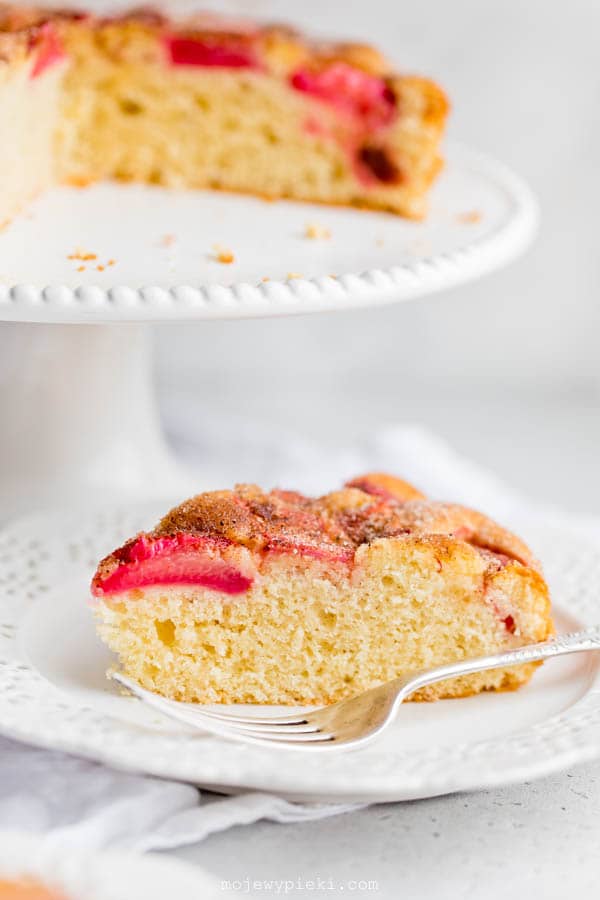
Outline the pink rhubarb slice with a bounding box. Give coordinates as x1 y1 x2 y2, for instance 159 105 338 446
30 23 65 78
290 62 396 130
165 35 259 69
92 533 255 597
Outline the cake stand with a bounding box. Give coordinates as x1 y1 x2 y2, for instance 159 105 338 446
0 143 538 517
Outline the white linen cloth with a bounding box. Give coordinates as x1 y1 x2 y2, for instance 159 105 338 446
0 733 362 851
0 423 581 851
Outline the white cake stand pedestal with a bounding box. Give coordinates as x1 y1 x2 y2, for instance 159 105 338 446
0 144 538 517
0 324 193 516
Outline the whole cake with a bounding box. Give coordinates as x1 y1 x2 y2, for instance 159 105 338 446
92 473 553 705
0 4 448 227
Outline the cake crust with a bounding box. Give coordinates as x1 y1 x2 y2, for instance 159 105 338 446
0 5 443 82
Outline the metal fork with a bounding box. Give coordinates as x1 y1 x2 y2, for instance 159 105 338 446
111 627 600 751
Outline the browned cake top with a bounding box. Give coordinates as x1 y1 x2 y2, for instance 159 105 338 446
153 472 537 567
0 2 448 98
92 472 540 597
0 3 387 70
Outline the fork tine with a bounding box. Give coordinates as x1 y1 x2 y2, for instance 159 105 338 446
152 700 325 736
113 672 316 725
111 673 345 747
205 724 334 743
163 708 332 742
193 718 322 735
186 708 313 727
201 722 336 746
232 730 335 743
111 672 327 737
183 713 334 744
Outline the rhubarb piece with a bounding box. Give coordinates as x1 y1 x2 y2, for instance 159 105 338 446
357 144 403 184
290 62 397 130
165 34 259 69
93 533 256 597
30 22 65 78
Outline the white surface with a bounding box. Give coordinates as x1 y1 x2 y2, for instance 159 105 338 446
1 428 600 803
0 145 537 321
172 767 600 900
0 831 216 899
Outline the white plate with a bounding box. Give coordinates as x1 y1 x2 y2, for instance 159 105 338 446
0 144 537 322
0 830 216 899
2 503 600 803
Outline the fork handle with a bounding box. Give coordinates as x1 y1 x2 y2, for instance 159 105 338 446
405 626 600 695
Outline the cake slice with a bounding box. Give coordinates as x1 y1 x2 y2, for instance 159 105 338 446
92 473 553 705
0 4 448 226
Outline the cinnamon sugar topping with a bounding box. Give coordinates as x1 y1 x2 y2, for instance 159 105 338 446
147 475 538 569
93 473 541 593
